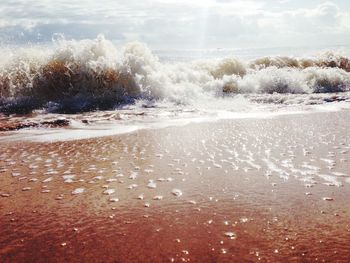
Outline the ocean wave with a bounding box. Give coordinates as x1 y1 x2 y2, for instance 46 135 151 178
1 36 350 113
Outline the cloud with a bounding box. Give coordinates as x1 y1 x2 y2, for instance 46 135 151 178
0 0 349 48
254 2 350 47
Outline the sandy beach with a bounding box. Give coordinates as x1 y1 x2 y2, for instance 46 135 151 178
2 1 350 262
0 110 349 262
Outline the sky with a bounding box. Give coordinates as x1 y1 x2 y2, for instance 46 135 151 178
1 0 350 49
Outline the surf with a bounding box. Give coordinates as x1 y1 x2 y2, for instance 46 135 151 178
0 35 350 114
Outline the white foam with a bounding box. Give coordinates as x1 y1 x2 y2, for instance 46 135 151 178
171 189 183 197
1 36 350 111
72 188 85 195
1 37 350 142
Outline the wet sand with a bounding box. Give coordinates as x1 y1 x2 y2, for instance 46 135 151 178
0 111 350 262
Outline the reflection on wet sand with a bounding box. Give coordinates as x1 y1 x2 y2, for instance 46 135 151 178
1 111 350 262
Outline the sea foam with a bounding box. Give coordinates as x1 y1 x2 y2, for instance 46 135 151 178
0 36 350 113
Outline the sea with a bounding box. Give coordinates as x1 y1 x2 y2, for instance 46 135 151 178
0 35 350 141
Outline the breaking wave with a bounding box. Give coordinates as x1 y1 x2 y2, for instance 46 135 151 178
1 35 350 113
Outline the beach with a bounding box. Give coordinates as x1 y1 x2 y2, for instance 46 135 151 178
1 110 349 262
1 1 350 262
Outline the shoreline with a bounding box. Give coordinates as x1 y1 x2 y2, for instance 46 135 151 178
0 110 350 262
1 102 350 143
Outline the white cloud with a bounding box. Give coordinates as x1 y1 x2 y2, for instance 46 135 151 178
0 0 349 49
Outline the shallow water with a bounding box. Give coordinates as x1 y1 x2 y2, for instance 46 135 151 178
1 91 350 143
0 111 350 262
